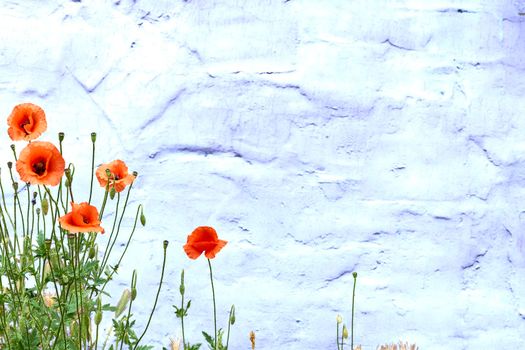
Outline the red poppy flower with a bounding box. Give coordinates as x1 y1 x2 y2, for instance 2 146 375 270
7 103 47 141
59 202 104 234
16 141 65 186
183 226 227 259
95 159 135 193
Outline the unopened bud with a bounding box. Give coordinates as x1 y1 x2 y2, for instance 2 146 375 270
94 311 102 325
58 132 64 142
131 287 137 301
353 272 357 278
91 132 97 143
43 261 51 280
44 239 52 254
342 325 349 339
41 198 49 215
179 270 185 296
88 246 96 259
336 314 343 324
110 187 116 200
115 289 131 318
70 321 77 336
229 305 236 325
49 251 59 274
140 210 146 226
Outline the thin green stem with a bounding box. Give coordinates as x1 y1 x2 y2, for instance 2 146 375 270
132 242 168 350
90 205 142 299
71 236 82 350
99 193 121 273
351 272 357 350
225 305 234 350
207 258 218 350
88 136 96 204
337 322 341 350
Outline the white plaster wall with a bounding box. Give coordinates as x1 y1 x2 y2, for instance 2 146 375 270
1 0 525 349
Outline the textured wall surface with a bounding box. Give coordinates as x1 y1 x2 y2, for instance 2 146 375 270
1 0 525 349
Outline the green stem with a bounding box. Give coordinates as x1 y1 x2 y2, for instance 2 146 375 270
132 241 168 350
207 259 217 350
351 272 357 350
71 235 83 350
91 204 142 299
88 135 96 204
181 290 186 350
337 322 340 350
225 305 234 350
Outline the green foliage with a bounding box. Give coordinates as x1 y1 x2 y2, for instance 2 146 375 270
0 128 162 350
202 329 227 350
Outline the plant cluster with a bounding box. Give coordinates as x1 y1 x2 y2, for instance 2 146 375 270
0 102 166 350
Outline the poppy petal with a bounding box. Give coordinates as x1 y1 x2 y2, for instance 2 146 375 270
183 243 202 260
204 239 227 259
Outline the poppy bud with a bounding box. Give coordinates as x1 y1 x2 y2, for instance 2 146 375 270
140 209 146 226
58 132 64 142
12 182 18 191
353 272 358 278
89 246 96 259
95 310 102 325
44 239 52 255
229 305 236 325
7 162 12 169
65 179 70 187
91 132 97 143
336 314 343 324
179 270 185 296
163 240 169 249
131 270 137 300
115 289 131 318
110 187 116 200
70 321 77 337
95 297 102 325
41 198 49 215
43 261 51 280
342 325 349 339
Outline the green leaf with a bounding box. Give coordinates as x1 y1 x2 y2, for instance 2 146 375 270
202 331 214 349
